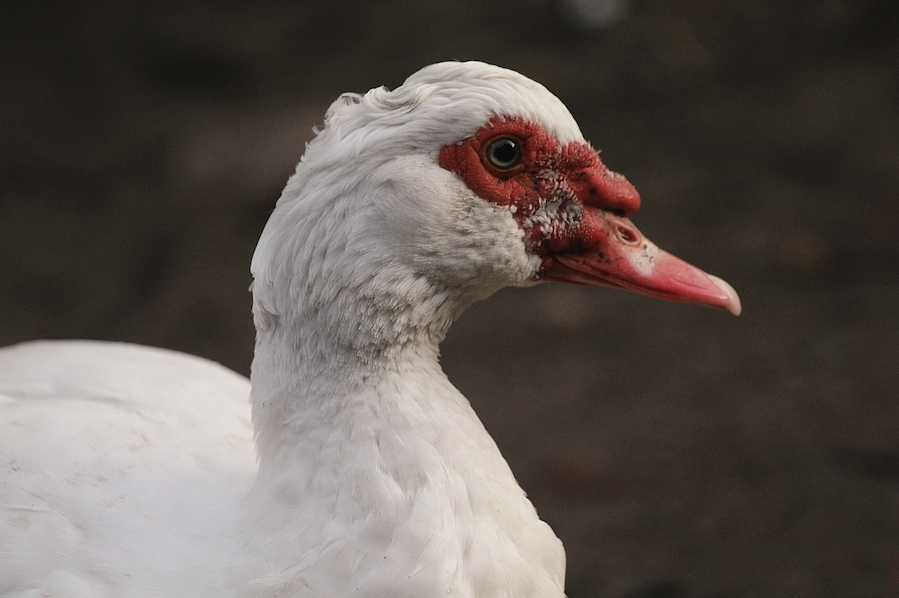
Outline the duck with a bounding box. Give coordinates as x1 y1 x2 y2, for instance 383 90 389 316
0 61 740 598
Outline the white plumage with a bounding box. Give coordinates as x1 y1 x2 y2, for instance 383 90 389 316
0 61 738 597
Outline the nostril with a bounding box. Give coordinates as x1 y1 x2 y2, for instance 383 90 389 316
615 223 640 245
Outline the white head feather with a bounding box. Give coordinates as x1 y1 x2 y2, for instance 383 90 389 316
250 62 585 356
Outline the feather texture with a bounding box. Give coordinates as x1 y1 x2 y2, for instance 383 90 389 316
1 62 572 597
0 61 737 597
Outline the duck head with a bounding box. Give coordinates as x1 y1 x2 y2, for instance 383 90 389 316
251 61 740 351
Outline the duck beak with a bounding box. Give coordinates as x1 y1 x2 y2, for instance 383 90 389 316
538 207 741 316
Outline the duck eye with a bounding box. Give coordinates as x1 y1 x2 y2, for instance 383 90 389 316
484 138 522 171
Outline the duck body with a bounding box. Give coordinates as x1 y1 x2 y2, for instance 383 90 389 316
1 339 562 597
0 341 254 597
0 61 738 597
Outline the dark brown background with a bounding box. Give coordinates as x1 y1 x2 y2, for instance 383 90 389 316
2 1 898 596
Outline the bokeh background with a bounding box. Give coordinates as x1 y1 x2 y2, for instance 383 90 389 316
2 1 898 596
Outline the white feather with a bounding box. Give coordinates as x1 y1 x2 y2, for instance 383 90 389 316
1 61 576 597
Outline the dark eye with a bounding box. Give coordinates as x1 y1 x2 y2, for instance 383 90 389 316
484 138 522 171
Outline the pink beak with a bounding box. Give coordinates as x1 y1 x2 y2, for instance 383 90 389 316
540 206 742 316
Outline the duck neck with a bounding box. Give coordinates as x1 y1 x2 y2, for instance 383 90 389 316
248 288 461 478
242 296 567 597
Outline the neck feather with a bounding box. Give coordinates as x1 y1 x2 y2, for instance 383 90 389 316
242 174 566 596
250 326 439 466
242 306 566 597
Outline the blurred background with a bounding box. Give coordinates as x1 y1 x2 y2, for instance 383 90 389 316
1 0 898 596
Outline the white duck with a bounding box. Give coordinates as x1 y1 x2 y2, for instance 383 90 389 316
0 61 740 598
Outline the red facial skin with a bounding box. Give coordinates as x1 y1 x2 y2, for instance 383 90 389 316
439 116 741 315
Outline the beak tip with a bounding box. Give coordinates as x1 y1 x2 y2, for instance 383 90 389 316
709 274 742 316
